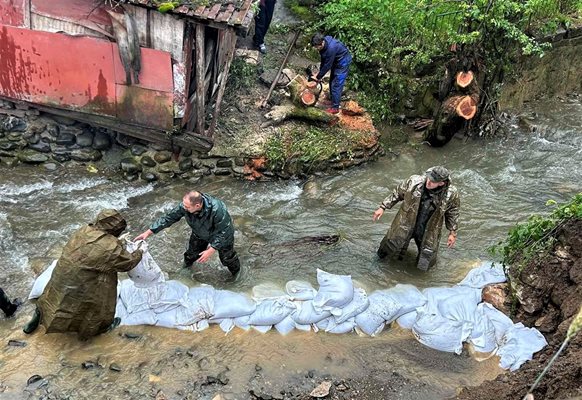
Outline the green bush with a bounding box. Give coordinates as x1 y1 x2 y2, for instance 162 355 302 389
490 193 582 268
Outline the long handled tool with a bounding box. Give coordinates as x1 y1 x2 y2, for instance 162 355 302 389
260 30 301 109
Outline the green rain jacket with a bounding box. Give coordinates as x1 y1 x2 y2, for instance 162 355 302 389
378 174 460 270
37 210 142 339
150 193 235 250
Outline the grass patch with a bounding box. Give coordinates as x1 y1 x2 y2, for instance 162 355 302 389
226 57 257 94
264 125 373 171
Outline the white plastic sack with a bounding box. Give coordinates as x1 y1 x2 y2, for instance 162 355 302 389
291 300 332 325
219 318 235 333
354 290 401 336
396 311 418 330
120 309 157 326
285 280 317 301
458 261 506 289
479 302 513 344
312 269 354 311
114 298 128 320
252 325 272 333
316 317 356 334
248 298 296 326
497 323 548 371
120 280 189 314
211 290 256 319
274 315 296 335
234 315 252 331
125 240 165 287
422 286 480 315
384 284 427 316
412 312 472 354
331 287 369 323
187 285 215 318
28 260 57 299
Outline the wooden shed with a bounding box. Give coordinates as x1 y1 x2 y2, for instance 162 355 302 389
0 0 256 152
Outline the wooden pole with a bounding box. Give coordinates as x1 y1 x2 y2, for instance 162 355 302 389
260 30 300 108
195 24 206 136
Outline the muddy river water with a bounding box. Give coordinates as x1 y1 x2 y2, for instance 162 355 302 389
1 97 581 399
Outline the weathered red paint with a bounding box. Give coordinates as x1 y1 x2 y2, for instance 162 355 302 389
0 0 25 27
32 0 112 26
0 24 174 129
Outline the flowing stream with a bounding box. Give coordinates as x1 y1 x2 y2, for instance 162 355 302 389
1 96 581 399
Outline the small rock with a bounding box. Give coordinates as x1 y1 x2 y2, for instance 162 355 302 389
148 374 162 383
140 155 157 167
197 356 210 369
216 159 232 168
307 370 315 379
140 171 158 182
46 123 60 137
4 116 27 132
214 167 231 176
120 158 142 174
93 131 112 150
310 381 331 398
82 361 96 369
130 145 147 156
55 131 75 146
217 371 229 385
8 339 27 347
0 141 19 151
43 163 57 171
70 149 102 162
52 153 70 163
179 158 193 171
254 364 262 372
76 131 94 147
154 151 172 164
155 390 168 400
17 150 48 164
109 363 122 372
29 140 51 153
26 375 43 386
25 133 40 145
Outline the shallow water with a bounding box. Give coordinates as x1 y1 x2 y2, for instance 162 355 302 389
1 96 580 398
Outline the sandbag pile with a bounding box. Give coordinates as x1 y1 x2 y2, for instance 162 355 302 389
29 245 547 371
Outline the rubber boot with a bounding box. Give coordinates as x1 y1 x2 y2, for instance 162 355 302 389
1 288 20 318
107 317 121 332
23 307 41 334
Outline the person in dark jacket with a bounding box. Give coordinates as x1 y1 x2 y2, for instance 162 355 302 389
134 191 241 276
1 288 20 318
310 33 352 114
253 0 276 54
373 166 460 271
23 209 143 339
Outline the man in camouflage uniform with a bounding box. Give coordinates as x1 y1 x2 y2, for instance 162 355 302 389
373 166 460 271
23 209 143 339
135 191 240 276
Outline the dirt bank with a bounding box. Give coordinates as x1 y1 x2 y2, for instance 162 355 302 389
457 218 582 400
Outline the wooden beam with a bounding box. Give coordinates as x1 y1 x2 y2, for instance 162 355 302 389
208 30 236 137
195 24 206 136
181 23 194 128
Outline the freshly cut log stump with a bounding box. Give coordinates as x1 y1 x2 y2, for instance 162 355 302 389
443 95 478 120
455 71 474 88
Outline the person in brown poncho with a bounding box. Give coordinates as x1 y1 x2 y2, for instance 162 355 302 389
23 209 143 340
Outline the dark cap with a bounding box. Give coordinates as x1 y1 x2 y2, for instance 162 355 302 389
425 166 450 183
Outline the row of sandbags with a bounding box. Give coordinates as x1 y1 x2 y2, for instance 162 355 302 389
29 241 547 372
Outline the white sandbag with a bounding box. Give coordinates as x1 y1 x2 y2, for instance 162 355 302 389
187 285 215 318
155 302 205 327
384 284 427 316
219 318 235 334
125 240 165 287
331 287 369 324
28 260 57 299
120 279 190 314
354 290 400 336
422 286 480 315
467 312 498 353
479 302 513 344
274 315 296 335
436 292 480 323
120 309 158 326
294 322 312 332
234 315 252 331
211 290 256 319
252 325 272 333
252 283 287 300
248 298 296 326
114 298 128 320
497 323 548 371
312 269 354 311
315 317 356 334
412 312 472 354
458 261 506 289
285 280 317 301
396 311 418 330
291 300 332 325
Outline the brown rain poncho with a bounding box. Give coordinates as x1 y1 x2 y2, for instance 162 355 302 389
378 173 460 270
36 209 142 339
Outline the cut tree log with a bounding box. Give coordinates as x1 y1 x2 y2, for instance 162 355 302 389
288 76 321 107
264 104 338 125
443 95 478 120
455 70 474 88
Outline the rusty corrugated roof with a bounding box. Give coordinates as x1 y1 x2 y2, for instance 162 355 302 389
126 0 256 30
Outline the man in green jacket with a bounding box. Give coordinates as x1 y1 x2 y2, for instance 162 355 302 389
373 166 460 271
135 191 240 276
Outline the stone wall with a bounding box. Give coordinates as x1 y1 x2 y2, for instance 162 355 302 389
499 27 582 111
0 100 383 181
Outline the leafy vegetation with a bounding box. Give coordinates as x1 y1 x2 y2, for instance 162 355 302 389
225 57 257 93
314 0 582 121
490 193 582 268
264 126 370 171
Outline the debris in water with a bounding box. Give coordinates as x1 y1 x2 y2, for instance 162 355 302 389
7 339 26 347
310 381 331 398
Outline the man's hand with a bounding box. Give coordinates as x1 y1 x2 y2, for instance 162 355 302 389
373 208 384 221
447 232 457 248
196 247 216 263
134 229 153 242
